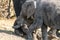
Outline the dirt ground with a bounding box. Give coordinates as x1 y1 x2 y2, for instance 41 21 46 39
0 18 60 40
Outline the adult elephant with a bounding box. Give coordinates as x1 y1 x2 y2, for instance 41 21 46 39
13 0 26 36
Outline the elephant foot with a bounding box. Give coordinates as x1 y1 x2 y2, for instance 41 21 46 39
14 29 24 36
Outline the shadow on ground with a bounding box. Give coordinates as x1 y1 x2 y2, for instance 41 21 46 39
0 30 25 37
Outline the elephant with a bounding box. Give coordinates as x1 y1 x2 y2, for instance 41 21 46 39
22 0 60 40
13 0 60 40
14 1 35 37
13 0 43 40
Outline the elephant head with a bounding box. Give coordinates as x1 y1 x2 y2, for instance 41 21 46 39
20 1 36 19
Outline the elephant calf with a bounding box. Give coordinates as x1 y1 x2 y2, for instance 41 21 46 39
13 0 35 31
13 0 60 40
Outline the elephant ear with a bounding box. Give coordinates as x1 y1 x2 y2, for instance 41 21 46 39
26 1 36 18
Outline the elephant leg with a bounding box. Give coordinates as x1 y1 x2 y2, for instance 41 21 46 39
41 24 48 40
